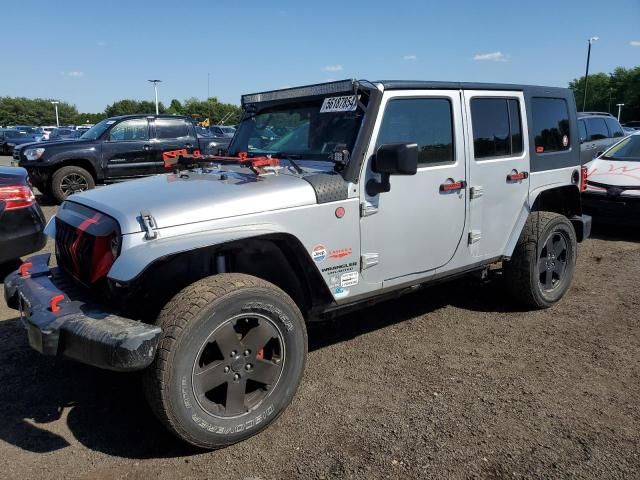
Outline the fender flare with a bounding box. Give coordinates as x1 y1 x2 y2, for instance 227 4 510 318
108 225 282 283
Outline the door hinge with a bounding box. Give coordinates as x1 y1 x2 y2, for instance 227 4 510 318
470 186 484 199
140 209 158 240
361 253 379 269
468 230 481 245
360 201 378 217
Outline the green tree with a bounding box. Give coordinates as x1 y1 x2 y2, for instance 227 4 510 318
104 99 166 117
166 99 184 115
569 66 640 121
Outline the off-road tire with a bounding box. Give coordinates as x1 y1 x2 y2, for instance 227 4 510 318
504 211 577 309
143 273 307 449
50 165 95 203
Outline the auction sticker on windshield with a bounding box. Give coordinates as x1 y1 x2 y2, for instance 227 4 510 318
320 95 358 113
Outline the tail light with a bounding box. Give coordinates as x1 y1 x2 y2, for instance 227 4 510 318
580 165 588 192
0 185 36 211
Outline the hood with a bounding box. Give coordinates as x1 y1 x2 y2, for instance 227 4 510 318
7 137 35 145
67 168 318 234
586 158 640 187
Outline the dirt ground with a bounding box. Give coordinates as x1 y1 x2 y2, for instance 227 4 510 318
0 165 638 479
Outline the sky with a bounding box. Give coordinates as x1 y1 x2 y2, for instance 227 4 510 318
2 0 639 113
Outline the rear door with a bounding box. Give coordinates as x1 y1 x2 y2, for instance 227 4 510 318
150 118 198 174
102 118 153 178
465 91 529 260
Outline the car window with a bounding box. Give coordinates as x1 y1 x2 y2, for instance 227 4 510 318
578 120 587 142
470 98 523 159
155 119 189 139
603 135 640 161
109 119 149 141
604 118 624 138
585 117 608 141
531 98 570 153
376 98 454 166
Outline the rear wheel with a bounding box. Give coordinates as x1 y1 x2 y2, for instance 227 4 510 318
143 273 307 449
504 211 577 309
50 165 95 203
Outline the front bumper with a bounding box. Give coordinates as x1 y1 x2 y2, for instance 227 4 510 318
4 253 161 372
582 192 640 223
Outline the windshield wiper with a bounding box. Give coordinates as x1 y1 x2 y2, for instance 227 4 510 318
274 152 304 174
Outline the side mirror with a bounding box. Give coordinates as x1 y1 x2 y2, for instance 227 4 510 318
366 143 418 196
595 151 604 158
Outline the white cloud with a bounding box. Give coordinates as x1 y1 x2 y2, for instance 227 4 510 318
403 55 417 61
64 71 85 77
473 51 508 62
322 64 343 72
630 41 640 47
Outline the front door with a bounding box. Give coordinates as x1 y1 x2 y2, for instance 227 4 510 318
102 118 153 178
464 91 530 260
150 117 198 175
359 90 467 287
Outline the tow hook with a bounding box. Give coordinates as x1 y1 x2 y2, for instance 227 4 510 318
140 209 158 240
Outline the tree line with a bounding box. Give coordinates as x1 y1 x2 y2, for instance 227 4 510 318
569 66 639 121
0 96 242 127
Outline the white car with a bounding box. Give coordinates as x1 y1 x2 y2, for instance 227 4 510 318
39 126 57 141
583 132 640 222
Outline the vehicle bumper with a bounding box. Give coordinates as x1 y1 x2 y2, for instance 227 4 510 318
582 192 640 224
3 253 161 372
570 214 591 242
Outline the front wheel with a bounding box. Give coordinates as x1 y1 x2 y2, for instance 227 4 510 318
504 211 578 309
50 165 95 203
143 273 307 449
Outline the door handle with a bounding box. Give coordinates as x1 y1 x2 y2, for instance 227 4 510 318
184 143 193 148
143 144 151 151
439 180 467 192
506 171 529 182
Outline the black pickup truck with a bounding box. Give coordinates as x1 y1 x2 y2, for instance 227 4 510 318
13 114 232 203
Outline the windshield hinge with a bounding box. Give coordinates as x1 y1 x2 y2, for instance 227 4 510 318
360 201 378 217
140 209 158 240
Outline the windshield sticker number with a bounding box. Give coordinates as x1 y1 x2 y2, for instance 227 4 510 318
320 95 358 113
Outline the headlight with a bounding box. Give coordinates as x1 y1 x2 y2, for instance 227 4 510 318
24 148 45 161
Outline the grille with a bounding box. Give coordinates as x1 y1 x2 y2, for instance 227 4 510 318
55 218 96 284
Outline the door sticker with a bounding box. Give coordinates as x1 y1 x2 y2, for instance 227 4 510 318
340 271 359 287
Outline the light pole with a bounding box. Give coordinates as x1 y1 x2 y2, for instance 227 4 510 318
148 79 162 114
51 101 60 127
616 103 624 121
582 36 599 112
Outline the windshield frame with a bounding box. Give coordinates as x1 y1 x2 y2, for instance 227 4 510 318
228 97 366 164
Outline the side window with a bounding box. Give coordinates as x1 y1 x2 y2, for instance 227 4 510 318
155 119 189 139
531 98 570 153
376 98 454 166
578 120 587 143
604 118 624 138
109 119 149 141
470 98 523 159
585 118 608 141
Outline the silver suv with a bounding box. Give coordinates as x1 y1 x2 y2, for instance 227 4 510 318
578 112 625 163
5 79 591 449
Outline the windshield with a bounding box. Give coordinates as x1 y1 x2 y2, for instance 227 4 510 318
603 135 640 162
80 118 112 140
228 98 364 161
221 126 235 134
6 130 28 139
195 126 213 137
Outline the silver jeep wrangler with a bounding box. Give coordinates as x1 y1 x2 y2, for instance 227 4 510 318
4 79 591 448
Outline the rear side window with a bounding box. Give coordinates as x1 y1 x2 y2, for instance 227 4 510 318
155 119 190 139
109 119 149 141
376 98 454 166
604 118 624 138
531 98 570 153
470 98 523 159
578 120 587 142
585 117 608 141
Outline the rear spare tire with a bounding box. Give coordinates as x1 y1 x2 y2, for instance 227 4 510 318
504 211 577 309
143 273 307 449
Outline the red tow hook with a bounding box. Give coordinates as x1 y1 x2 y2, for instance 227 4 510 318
19 262 33 277
49 294 65 313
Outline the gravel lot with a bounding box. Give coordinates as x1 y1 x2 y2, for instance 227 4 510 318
1 155 639 479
